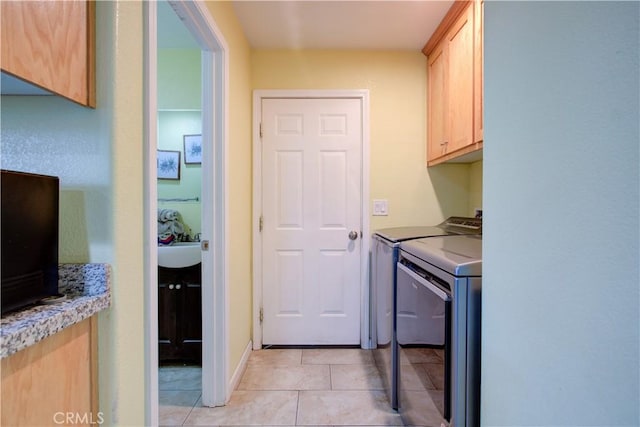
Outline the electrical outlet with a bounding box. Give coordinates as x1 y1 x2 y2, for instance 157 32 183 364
373 199 388 216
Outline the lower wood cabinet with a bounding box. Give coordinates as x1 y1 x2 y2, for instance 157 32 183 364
159 264 202 364
1 317 99 426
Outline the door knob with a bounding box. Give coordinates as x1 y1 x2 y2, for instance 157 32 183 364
348 230 358 240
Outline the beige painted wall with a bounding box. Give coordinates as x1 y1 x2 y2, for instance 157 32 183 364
98 2 145 425
203 1 254 379
470 160 483 214
251 50 473 228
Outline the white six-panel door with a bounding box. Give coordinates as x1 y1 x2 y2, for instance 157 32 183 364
261 97 363 345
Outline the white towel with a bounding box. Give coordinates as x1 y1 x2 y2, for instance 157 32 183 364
157 209 187 243
157 220 184 237
158 208 179 222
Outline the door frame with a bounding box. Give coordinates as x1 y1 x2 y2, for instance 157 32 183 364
252 89 371 350
144 1 229 424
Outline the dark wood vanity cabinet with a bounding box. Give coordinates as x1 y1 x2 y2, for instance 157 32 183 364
158 264 202 364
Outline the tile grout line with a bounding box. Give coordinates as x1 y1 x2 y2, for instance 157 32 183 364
180 392 201 426
166 350 394 426
295 390 300 426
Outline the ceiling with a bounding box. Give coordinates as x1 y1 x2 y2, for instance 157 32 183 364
232 1 453 50
159 1 454 51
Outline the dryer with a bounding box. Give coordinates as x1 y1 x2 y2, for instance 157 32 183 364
370 217 481 409
397 235 482 427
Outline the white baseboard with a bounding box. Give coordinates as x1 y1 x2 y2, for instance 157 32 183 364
227 340 252 402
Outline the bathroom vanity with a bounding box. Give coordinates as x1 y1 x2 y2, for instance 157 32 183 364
158 263 202 364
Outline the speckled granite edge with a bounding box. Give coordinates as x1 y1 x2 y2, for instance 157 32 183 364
0 263 111 358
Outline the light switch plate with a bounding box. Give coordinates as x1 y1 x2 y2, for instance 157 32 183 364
373 199 388 216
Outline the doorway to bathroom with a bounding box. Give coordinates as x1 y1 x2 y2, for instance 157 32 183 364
145 1 228 425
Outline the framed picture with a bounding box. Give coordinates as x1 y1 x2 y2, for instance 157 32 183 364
157 150 181 180
183 134 202 164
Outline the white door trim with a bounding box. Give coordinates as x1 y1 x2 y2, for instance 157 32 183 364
145 1 229 424
252 89 371 350
143 4 159 424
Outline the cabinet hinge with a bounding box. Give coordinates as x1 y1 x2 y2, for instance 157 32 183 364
259 215 263 232
259 307 264 324
259 122 263 138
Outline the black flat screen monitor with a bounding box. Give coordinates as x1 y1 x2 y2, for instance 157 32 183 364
1 169 59 314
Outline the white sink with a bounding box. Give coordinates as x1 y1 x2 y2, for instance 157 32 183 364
158 242 201 268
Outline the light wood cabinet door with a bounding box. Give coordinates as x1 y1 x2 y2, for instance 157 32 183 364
427 42 448 162
446 4 474 153
1 318 99 426
474 0 484 143
1 1 96 107
424 0 483 166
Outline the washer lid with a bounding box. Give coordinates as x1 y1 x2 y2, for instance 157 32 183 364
401 235 482 277
373 226 450 243
373 217 482 243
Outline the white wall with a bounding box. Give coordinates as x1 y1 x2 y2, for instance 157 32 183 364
483 2 639 426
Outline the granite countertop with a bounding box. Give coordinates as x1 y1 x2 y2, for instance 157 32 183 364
0 263 111 358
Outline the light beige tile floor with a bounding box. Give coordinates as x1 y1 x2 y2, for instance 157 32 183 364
159 348 405 427
159 365 202 426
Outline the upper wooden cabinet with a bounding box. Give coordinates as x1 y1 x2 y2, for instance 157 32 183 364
424 0 483 166
427 42 447 161
1 1 96 108
473 0 484 144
